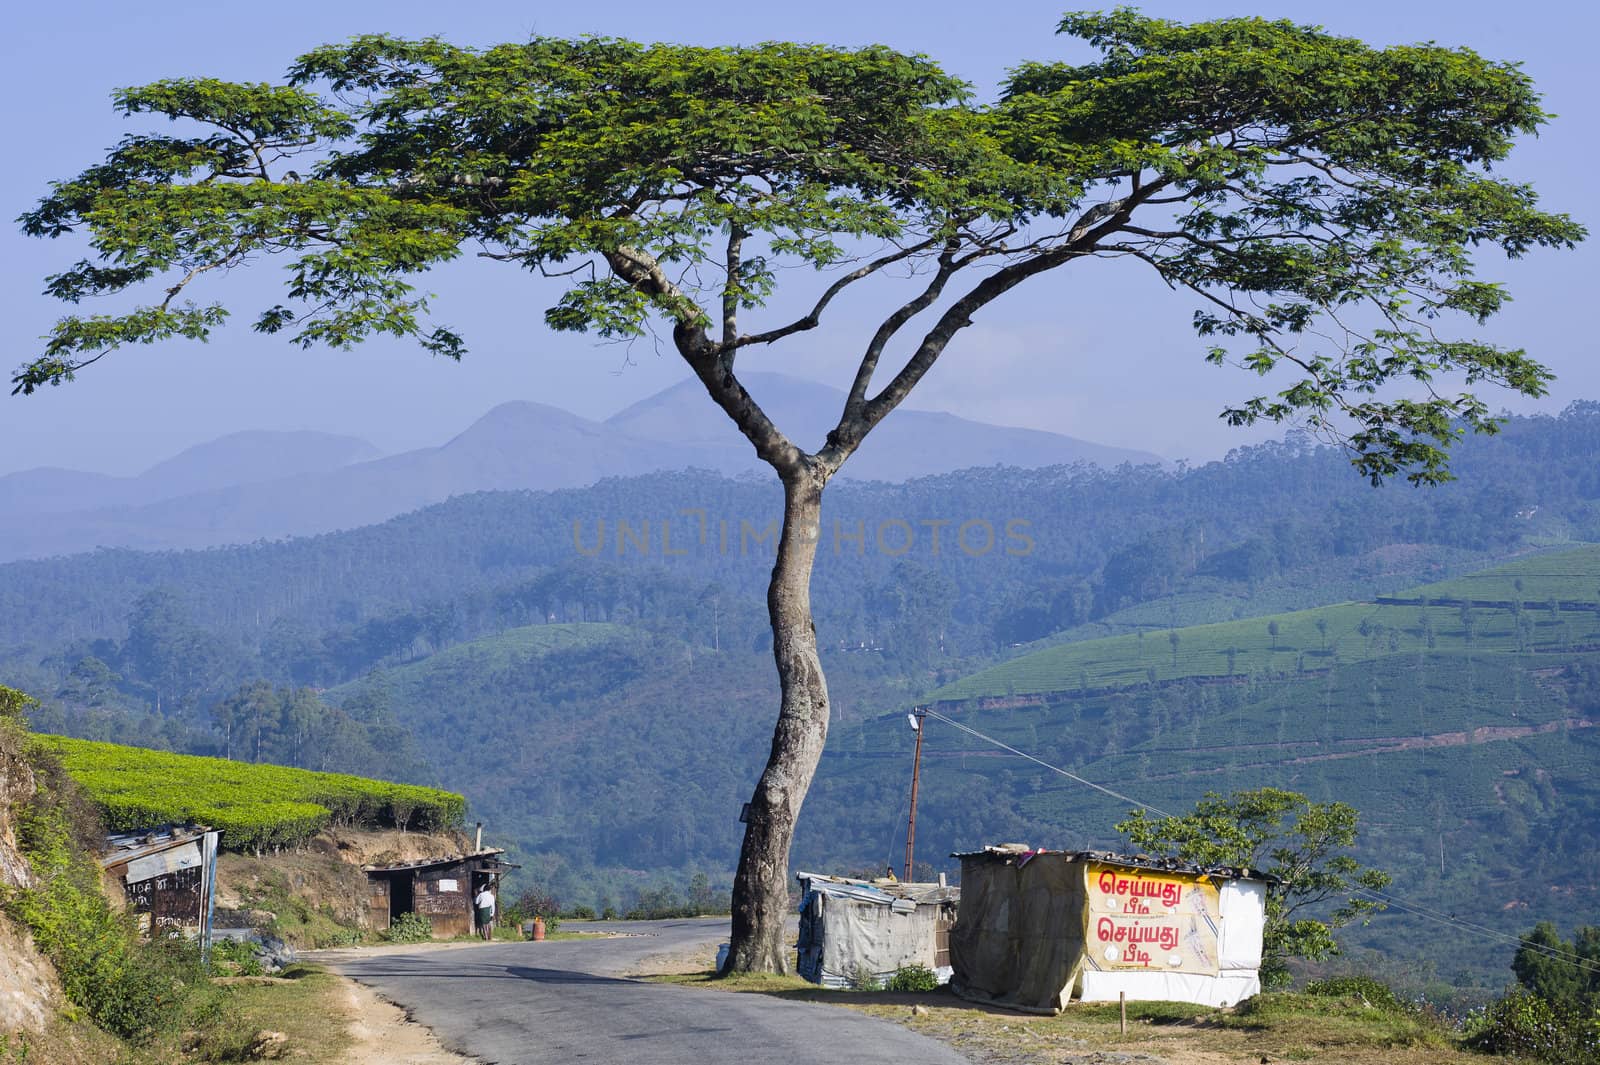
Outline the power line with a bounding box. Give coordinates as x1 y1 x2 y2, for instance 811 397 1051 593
920 708 1175 818
914 708 1600 974
1353 888 1600 979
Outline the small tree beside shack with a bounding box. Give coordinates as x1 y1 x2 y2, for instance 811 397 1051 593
365 848 518 939
951 846 1271 1013
795 872 958 988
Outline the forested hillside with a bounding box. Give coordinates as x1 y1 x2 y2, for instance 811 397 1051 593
6 403 1598 688
5 404 1600 991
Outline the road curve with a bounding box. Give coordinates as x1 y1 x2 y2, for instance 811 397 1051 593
325 918 972 1065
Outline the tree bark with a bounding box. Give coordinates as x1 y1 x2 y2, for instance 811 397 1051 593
722 464 830 974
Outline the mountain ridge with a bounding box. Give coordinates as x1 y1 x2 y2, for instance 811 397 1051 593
0 373 1161 561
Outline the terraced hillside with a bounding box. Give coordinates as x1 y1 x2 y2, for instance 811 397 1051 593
322 621 627 707
805 547 1600 994
928 545 1600 703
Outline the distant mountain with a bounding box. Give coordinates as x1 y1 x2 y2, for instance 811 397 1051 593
0 430 381 517
136 430 383 501
608 372 1164 480
0 374 1159 561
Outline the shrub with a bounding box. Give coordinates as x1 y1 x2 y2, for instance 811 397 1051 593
1304 975 1404 1013
887 963 940 992
384 912 434 943
208 937 264 975
848 964 884 992
1464 989 1599 1063
4 742 209 1042
567 905 597 921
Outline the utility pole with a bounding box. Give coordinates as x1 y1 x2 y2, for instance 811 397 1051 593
905 708 928 882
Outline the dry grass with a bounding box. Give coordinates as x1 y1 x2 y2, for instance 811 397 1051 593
0 1013 127 1065
190 965 353 1064
651 968 1511 1065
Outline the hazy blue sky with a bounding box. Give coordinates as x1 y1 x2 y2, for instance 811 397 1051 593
2 1 1593 476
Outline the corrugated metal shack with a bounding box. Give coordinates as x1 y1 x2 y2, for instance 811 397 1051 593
100 825 221 943
795 872 959 988
365 848 517 938
951 846 1270 1013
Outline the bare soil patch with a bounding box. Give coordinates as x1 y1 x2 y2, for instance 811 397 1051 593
339 976 469 1065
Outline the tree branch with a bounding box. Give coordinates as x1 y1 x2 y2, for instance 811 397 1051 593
840 239 961 425
730 236 941 350
606 243 806 476
722 223 746 353
817 182 1169 471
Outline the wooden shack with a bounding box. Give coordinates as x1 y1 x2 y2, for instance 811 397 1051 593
364 848 517 938
100 825 221 942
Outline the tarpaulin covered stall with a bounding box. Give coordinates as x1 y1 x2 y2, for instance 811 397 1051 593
950 846 1269 1013
795 872 959 988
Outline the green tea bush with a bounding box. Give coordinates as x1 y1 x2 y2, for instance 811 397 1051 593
37 736 465 854
887 963 940 992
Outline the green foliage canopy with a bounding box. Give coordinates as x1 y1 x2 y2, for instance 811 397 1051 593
1513 921 1600 1012
1118 787 1392 984
17 11 1582 485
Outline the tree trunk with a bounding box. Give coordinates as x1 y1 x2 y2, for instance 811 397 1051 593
723 466 830 973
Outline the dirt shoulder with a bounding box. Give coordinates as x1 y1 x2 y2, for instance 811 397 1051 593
339 974 470 1065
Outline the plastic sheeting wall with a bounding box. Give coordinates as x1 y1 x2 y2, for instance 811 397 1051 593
797 891 948 988
950 855 1087 1014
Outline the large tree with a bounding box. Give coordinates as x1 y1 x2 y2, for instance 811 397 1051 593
16 12 1580 971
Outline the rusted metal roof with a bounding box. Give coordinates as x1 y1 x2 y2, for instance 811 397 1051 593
797 871 959 906
99 824 212 871
361 847 516 873
951 845 1276 884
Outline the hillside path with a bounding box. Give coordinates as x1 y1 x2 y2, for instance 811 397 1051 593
321 918 973 1065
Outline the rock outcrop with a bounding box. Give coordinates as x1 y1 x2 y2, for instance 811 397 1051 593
0 728 59 1036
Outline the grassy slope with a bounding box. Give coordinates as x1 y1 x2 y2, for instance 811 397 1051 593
661 961 1481 1065
929 544 1600 702
323 621 627 705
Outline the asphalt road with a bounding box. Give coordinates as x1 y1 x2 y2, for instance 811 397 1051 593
327 918 973 1065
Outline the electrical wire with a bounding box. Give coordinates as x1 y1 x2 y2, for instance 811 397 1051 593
1352 887 1600 979
920 708 1176 818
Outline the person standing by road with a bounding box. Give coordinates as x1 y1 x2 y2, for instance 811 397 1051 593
474 883 497 940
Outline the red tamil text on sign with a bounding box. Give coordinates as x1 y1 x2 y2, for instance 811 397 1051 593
1096 869 1184 908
